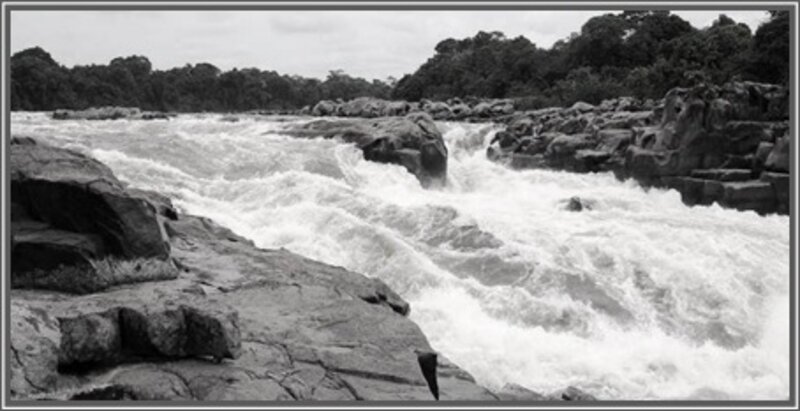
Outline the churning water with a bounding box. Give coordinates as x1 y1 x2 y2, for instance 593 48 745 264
11 112 791 400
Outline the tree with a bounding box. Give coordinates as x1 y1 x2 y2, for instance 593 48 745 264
750 11 789 84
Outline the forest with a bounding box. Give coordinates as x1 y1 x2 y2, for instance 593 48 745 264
10 10 789 112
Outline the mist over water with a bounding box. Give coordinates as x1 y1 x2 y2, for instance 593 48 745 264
11 112 790 400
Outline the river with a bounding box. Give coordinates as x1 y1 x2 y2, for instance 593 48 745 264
10 112 791 400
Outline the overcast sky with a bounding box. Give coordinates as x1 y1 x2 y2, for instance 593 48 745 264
11 10 770 80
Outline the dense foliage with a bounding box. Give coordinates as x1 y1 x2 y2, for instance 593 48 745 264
10 52 393 111
394 11 790 107
10 10 789 112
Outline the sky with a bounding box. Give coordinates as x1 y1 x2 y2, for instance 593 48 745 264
10 10 771 80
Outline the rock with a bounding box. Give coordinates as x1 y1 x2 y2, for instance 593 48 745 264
558 386 598 401
572 150 612 172
570 101 595 113
10 140 174 293
11 140 170 260
753 142 775 174
383 101 411 116
765 135 789 172
721 121 773 154
721 153 755 169
545 133 595 170
11 136 38 146
545 133 594 157
312 100 337 116
490 100 515 116
487 80 789 214
52 107 169 121
416 351 439 400
690 169 753 182
596 129 633 153
599 111 654 129
556 116 589 134
425 101 454 120
58 310 122 367
283 113 447 187
565 196 587 212
11 222 105 291
720 81 789 121
495 383 547 401
450 103 472 119
760 171 790 214
49 297 242 372
9 301 60 397
128 188 179 220
719 180 777 214
507 116 536 138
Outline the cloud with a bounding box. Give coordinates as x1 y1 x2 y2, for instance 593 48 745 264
10 9 771 80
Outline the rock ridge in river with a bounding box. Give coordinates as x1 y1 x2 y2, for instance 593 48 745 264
486 81 790 215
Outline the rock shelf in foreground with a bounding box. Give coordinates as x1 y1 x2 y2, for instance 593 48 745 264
8 138 508 402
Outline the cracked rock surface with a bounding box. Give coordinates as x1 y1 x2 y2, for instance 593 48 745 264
11 206 495 401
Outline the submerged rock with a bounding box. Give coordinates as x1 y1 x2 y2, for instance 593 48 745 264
565 196 590 212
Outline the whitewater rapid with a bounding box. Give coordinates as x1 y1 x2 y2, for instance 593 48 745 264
11 112 791 400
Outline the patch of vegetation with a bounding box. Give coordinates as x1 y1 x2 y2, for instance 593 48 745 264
12 257 179 294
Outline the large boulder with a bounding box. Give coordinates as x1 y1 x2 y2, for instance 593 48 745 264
11 138 173 293
283 113 448 187
311 100 338 116
424 101 454 120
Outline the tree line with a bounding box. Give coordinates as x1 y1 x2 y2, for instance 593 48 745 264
10 53 393 112
10 10 789 112
393 11 789 107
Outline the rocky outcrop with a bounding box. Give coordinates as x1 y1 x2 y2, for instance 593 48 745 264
52 107 170 121
11 138 175 293
311 97 515 122
10 141 496 401
493 383 597 402
488 82 790 215
282 113 448 188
